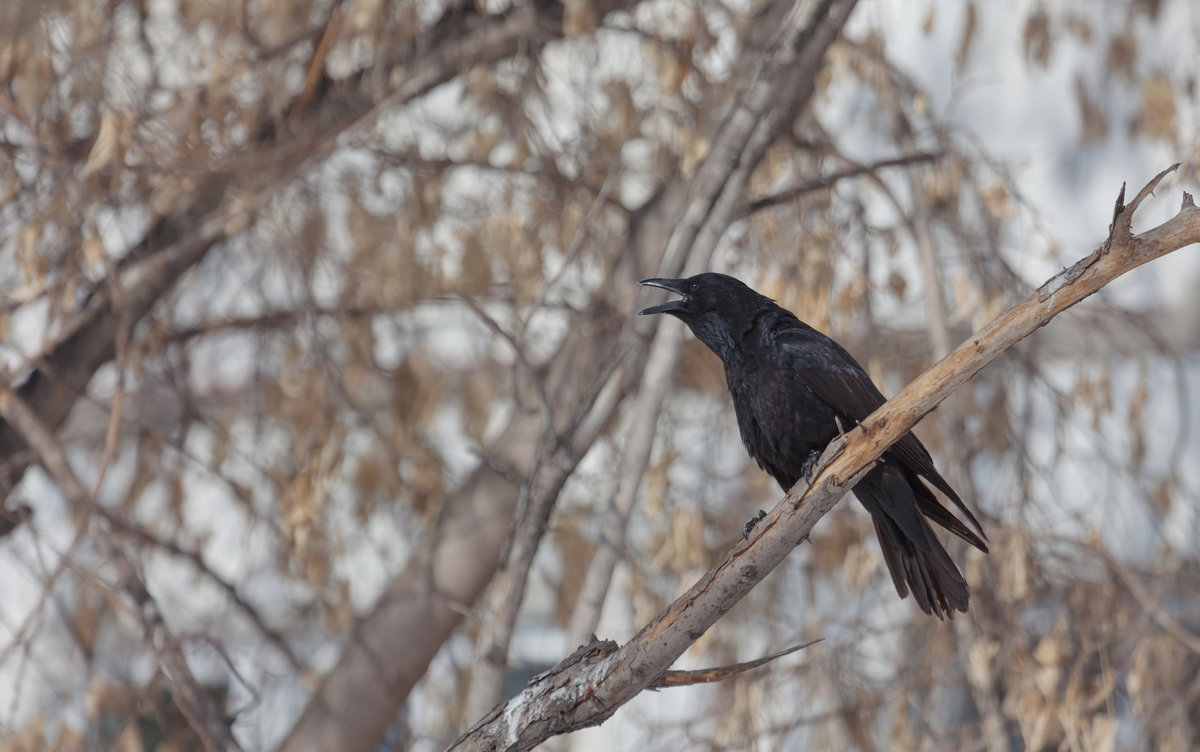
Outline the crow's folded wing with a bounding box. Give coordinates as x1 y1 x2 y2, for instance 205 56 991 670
776 324 986 541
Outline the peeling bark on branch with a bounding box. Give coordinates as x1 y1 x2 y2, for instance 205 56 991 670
447 166 1199 751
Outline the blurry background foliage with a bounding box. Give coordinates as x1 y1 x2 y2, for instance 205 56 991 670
0 0 1198 749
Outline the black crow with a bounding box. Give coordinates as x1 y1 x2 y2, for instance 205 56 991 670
640 272 987 618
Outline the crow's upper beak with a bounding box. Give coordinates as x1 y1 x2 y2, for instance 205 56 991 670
638 278 689 316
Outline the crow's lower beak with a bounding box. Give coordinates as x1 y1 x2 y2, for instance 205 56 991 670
638 277 689 316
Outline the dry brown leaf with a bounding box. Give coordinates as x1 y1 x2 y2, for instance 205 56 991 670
347 0 384 33
1075 76 1108 145
1133 73 1177 141
1146 479 1173 517
1107 31 1137 81
10 40 52 113
1023 8 1053 68
957 2 977 68
997 530 1032 603
81 230 105 272
981 179 1013 220
553 518 593 625
649 42 689 97
921 3 935 35
887 269 907 300
1066 13 1093 42
0 718 52 752
641 453 673 522
966 637 999 689
842 540 879 592
563 0 597 36
81 109 121 178
1128 366 1148 470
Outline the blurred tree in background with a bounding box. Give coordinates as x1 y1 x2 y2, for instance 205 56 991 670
0 0 1197 750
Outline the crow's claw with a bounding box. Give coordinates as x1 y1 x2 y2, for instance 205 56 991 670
742 509 767 538
800 449 822 484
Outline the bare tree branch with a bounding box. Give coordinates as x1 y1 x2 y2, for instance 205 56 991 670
650 639 822 688
446 167 1199 751
743 151 942 215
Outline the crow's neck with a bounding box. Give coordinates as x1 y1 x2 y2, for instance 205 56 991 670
689 304 784 365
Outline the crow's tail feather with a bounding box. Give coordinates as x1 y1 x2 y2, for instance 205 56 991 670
854 465 970 619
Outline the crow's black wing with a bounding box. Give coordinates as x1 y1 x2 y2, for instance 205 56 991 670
775 323 986 546
774 324 889 424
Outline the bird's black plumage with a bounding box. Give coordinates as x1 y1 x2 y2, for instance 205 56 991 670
639 272 988 618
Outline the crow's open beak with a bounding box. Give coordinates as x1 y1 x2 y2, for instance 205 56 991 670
637 278 689 316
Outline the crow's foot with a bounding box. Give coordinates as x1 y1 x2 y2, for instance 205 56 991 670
742 510 766 538
801 449 823 484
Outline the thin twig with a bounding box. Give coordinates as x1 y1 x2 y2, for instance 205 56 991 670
91 254 130 498
651 639 822 687
455 291 555 436
743 151 942 215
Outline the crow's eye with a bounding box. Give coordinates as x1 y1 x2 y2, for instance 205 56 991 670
689 281 700 293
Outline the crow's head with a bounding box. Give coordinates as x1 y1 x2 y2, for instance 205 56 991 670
637 272 769 318
638 272 775 358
